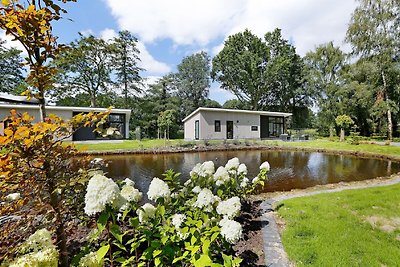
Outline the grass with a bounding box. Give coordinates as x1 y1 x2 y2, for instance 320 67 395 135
268 139 400 158
277 183 400 266
73 138 400 158
74 139 185 151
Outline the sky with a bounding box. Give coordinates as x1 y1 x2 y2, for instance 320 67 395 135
1 0 358 104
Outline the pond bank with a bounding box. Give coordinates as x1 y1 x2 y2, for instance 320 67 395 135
78 142 400 162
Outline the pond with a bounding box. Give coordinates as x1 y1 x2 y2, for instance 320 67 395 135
100 150 400 193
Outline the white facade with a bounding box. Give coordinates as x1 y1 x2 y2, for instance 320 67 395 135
183 107 292 140
0 104 131 141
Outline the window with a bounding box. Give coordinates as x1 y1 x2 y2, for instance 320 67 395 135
251 125 258 131
195 120 199 140
214 120 221 132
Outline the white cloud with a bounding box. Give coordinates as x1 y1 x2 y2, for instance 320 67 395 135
100 28 117 41
136 41 171 75
105 0 357 56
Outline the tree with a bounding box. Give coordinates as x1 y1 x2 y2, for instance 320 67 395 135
212 30 269 110
112 30 143 108
346 0 400 140
222 99 251 110
0 0 73 121
55 34 114 107
0 40 24 93
262 29 309 127
176 51 211 116
304 42 348 135
157 109 176 139
335 114 354 141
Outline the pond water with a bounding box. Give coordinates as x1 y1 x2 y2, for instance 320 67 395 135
100 150 400 193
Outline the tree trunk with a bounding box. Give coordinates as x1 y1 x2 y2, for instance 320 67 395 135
340 128 345 142
90 93 96 108
381 71 392 141
39 98 46 122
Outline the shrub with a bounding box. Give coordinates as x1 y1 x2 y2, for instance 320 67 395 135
74 157 270 266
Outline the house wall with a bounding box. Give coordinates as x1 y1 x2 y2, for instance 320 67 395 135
184 112 202 140
184 111 261 140
0 106 130 141
201 110 260 140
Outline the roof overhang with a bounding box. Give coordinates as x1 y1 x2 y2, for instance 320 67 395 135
0 103 131 116
182 107 292 122
0 93 40 105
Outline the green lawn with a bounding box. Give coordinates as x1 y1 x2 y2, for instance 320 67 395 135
74 139 186 151
74 138 400 158
268 139 400 158
277 183 400 266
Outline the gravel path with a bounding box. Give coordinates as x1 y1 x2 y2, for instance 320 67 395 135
260 175 400 266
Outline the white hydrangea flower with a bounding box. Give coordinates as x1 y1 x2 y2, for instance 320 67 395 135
171 214 186 229
136 203 156 223
23 228 54 251
216 197 241 219
147 177 171 201
193 188 218 210
121 184 142 203
190 163 201 177
192 186 202 194
184 179 192 187
190 161 215 177
10 229 58 267
201 161 215 176
225 157 240 170
219 218 243 244
213 166 230 186
240 177 249 188
252 176 259 184
260 161 270 171
84 174 120 216
237 164 247 175
171 192 178 198
123 178 135 187
79 251 103 267
6 193 20 201
177 231 189 241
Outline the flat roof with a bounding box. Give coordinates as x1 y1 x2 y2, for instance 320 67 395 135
0 103 131 115
182 107 292 122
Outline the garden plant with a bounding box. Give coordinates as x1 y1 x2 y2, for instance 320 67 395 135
3 156 270 266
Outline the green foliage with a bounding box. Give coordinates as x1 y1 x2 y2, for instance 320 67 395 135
176 51 211 117
80 158 269 266
222 99 251 110
111 30 143 108
346 0 400 140
0 39 25 93
55 34 114 107
212 29 269 110
335 115 354 129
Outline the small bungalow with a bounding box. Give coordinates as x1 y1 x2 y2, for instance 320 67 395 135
0 103 131 141
183 107 292 140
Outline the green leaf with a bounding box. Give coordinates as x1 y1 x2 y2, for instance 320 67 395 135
96 244 110 261
154 257 161 266
194 254 212 267
202 239 211 254
110 223 123 243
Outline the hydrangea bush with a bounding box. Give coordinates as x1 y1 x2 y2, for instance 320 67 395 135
75 157 270 266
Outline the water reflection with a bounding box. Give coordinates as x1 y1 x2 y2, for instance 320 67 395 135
101 150 400 193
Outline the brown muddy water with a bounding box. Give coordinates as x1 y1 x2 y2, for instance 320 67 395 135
98 150 400 194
